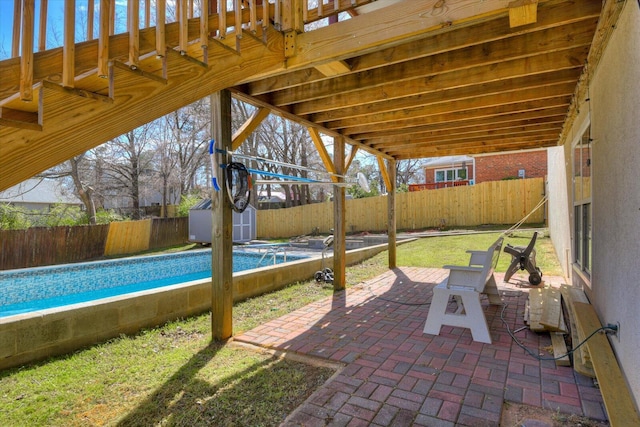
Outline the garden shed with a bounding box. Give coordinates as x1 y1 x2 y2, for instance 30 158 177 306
188 199 256 244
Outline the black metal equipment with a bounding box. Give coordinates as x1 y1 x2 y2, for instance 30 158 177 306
314 234 334 283
503 232 543 285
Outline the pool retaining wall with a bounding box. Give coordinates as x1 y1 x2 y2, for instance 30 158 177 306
0 242 397 371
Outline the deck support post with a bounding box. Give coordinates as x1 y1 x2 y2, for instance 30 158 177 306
211 89 234 341
333 135 346 291
387 158 396 269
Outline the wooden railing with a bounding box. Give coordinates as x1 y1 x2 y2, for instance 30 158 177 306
3 0 375 102
409 180 471 192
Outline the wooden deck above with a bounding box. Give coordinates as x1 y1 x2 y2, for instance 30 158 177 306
1 0 620 190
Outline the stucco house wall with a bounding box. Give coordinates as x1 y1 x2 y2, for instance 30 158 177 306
546 146 571 278
558 1 640 408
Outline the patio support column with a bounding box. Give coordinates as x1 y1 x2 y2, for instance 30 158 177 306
333 135 346 291
210 89 233 341
387 158 397 268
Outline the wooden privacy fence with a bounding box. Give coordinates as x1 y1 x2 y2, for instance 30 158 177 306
1 218 189 270
257 178 545 239
0 225 109 270
104 220 153 256
149 217 189 250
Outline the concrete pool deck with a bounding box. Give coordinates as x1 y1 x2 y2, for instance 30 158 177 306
234 267 608 426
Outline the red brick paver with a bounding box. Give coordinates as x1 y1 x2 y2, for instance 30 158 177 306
234 267 607 426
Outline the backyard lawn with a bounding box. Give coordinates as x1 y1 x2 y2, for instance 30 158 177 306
0 229 563 426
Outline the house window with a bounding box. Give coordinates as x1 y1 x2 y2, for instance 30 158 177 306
573 125 591 278
435 168 467 182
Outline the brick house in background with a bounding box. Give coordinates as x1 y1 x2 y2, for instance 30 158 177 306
474 149 547 182
410 149 547 191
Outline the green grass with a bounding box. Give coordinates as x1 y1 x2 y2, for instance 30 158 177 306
398 230 563 276
0 230 562 426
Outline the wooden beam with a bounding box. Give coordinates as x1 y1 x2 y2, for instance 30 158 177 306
275 20 596 108
315 60 351 77
12 0 21 58
219 0 227 38
250 0 258 33
165 45 209 69
509 0 538 28
378 156 391 192
98 0 110 77
573 302 640 427
350 107 569 141
109 0 114 34
292 46 589 115
38 0 48 51
230 90 393 160
244 0 601 96
344 145 358 172
179 0 189 53
280 0 304 33
333 134 346 291
308 127 338 182
231 106 270 149
287 0 510 70
42 80 113 103
200 0 209 63
262 0 269 29
156 0 166 57
63 0 76 88
368 121 564 148
20 0 35 101
387 157 396 269
128 0 140 67
144 0 150 27
87 0 94 40
0 107 42 131
211 90 234 341
326 79 577 130
235 0 243 40
112 60 168 84
386 132 560 155
550 333 570 367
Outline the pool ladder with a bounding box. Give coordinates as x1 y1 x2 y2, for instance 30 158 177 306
256 246 287 267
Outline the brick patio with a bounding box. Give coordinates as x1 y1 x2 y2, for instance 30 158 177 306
234 267 607 426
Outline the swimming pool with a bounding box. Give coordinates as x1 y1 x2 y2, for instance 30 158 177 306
0 249 306 318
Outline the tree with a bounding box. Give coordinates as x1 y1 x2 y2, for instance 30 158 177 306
69 154 98 223
256 115 319 207
35 154 98 224
396 159 427 186
97 124 156 219
166 99 211 195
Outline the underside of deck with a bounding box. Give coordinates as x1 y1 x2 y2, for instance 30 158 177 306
0 0 616 191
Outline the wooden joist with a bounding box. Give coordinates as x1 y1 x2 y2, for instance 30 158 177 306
526 288 546 332
560 284 594 377
573 302 640 427
549 332 570 367
525 286 570 367
540 287 566 333
0 107 41 131
41 80 113 103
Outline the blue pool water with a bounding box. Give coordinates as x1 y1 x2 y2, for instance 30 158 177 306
0 249 306 318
